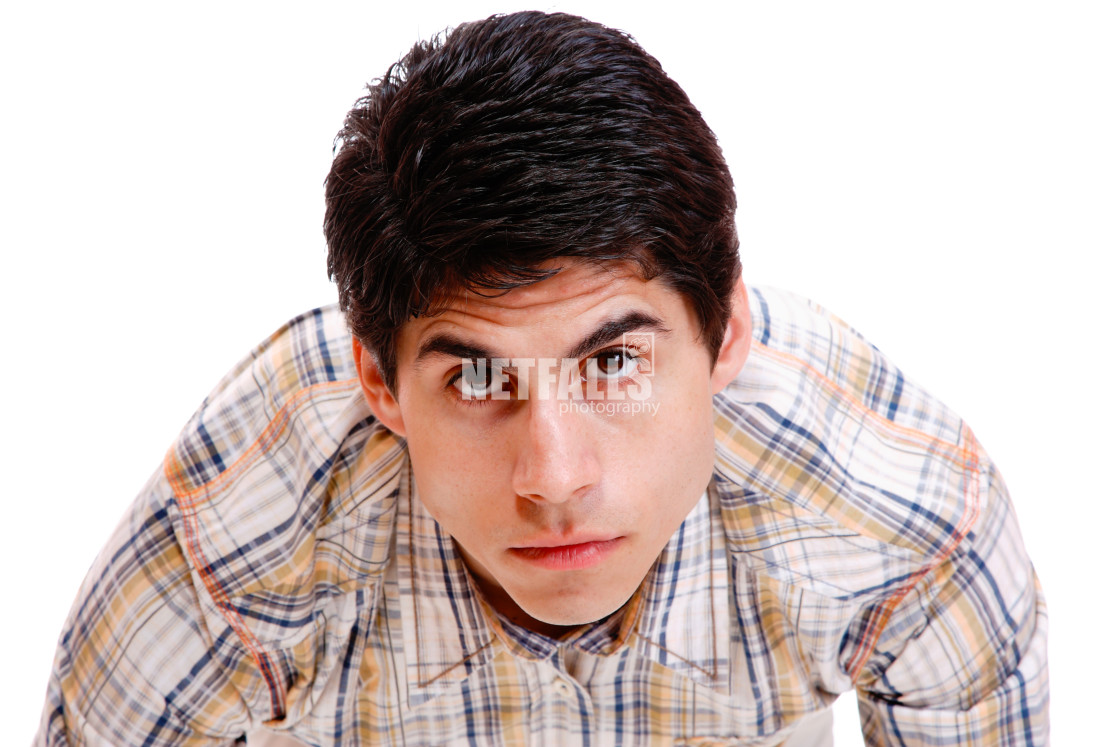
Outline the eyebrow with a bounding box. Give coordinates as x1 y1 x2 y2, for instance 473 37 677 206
563 311 669 361
414 337 499 369
412 310 670 371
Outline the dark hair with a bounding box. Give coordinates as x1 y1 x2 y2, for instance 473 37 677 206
325 11 739 390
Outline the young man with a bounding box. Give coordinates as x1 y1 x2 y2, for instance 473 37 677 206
38 11 1048 746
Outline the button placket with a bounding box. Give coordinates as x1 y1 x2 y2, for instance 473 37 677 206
553 677 573 699
550 645 582 702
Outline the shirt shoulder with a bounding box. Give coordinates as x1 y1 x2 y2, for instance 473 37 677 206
738 287 965 438
162 305 407 636
712 289 1046 727
41 308 411 737
715 286 988 585
171 305 359 481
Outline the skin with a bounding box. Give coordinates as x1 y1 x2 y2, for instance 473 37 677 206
355 261 752 637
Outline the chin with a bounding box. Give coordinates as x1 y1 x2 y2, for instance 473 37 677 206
517 585 635 627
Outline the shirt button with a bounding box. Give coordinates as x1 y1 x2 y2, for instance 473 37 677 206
553 678 573 698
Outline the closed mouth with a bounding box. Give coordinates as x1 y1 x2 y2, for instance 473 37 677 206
508 537 623 570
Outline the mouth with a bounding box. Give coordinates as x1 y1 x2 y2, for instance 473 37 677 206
508 537 623 570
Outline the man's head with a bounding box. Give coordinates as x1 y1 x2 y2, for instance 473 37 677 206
325 10 740 391
325 12 751 634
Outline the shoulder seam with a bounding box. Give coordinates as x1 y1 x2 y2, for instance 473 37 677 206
162 376 358 720
166 378 358 502
753 344 973 471
847 426 983 680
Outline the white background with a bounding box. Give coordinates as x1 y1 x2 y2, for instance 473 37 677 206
2 1 1116 743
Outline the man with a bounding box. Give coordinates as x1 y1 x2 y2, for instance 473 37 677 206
37 11 1047 746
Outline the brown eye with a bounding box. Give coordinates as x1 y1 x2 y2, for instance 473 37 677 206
588 349 638 379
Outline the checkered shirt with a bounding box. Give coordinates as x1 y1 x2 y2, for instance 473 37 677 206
36 288 1048 745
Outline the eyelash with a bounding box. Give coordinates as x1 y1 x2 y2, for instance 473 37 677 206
445 345 646 405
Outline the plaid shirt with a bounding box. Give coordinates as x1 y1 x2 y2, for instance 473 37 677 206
37 287 1048 746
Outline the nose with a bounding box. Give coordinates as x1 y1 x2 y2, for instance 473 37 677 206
510 396 600 505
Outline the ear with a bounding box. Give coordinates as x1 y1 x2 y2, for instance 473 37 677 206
353 337 407 438
709 278 752 394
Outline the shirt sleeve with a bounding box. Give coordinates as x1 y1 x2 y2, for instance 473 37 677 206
35 467 259 745
854 462 1049 745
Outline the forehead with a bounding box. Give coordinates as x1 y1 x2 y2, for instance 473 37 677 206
451 261 634 313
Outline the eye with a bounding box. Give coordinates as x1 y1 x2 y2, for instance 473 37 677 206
586 348 640 380
449 361 510 400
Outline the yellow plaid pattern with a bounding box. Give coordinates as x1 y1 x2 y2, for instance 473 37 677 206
37 291 1047 745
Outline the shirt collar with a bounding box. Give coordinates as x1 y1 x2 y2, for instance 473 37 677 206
627 482 731 692
396 474 731 703
395 471 497 707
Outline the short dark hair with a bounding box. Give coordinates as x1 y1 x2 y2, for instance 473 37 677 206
325 11 739 390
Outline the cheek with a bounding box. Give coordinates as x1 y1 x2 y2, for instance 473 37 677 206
603 389 715 500
653 380 717 492
403 415 512 521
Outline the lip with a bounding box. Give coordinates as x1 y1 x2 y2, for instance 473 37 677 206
508 537 623 570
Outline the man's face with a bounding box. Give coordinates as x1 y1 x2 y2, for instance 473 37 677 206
359 261 748 633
